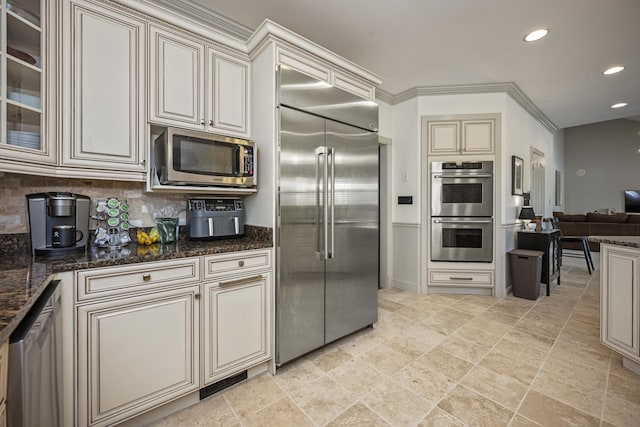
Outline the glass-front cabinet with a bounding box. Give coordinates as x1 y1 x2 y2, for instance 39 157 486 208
1 0 54 164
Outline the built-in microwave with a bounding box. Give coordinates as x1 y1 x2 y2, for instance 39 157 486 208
152 127 256 187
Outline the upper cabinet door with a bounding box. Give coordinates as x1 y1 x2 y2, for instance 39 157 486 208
0 0 56 165
62 0 146 172
209 52 249 136
461 119 494 154
427 121 460 155
149 26 205 130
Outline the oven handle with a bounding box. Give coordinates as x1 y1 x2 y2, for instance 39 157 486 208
433 174 493 179
433 219 493 224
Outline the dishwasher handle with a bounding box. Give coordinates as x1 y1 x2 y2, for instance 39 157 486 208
9 280 61 342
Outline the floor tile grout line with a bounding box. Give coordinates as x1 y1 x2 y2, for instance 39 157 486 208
403 295 538 425
216 268 599 427
508 264 604 424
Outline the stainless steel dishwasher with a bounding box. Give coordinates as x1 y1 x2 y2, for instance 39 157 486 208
7 279 62 427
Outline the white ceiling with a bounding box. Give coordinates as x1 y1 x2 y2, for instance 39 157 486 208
186 0 640 130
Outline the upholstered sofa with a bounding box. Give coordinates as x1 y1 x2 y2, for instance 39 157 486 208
552 212 640 251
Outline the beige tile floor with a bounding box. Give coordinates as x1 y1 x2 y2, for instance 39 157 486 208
150 254 640 426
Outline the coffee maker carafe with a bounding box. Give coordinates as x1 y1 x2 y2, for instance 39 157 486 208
27 192 90 255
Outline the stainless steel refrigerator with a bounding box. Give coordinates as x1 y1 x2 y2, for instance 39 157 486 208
276 66 379 365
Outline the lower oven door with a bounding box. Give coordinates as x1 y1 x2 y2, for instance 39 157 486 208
431 217 493 262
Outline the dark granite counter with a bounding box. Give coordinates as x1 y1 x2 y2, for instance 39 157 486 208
588 236 640 249
0 227 272 344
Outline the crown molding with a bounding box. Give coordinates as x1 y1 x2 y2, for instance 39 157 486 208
136 0 253 41
247 19 382 85
376 82 557 133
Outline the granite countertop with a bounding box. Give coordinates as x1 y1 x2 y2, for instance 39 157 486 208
0 229 272 345
588 236 640 249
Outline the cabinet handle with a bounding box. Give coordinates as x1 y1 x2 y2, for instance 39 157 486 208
142 273 151 282
219 275 263 288
195 293 201 300
238 260 245 267
449 276 473 281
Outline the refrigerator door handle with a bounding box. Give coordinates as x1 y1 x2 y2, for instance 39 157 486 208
328 147 336 259
315 146 326 258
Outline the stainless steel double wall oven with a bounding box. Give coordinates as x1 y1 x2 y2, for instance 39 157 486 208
431 161 494 262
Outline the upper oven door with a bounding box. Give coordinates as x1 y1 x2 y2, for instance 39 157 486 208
431 172 493 217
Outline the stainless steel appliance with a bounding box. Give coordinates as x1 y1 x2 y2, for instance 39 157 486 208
187 197 245 240
152 127 255 187
431 161 493 217
7 280 62 427
431 161 494 262
277 66 379 366
26 192 90 256
431 217 493 262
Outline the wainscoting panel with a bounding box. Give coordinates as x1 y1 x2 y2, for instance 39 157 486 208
392 223 421 293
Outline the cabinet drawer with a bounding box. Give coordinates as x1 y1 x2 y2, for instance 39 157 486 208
429 270 493 288
76 258 200 302
204 249 271 279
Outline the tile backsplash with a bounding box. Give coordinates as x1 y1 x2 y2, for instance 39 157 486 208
0 172 189 234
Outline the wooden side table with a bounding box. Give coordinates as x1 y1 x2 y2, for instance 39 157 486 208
516 229 561 296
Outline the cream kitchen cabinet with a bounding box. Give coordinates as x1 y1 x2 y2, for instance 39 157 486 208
428 269 494 290
149 25 250 137
275 44 376 101
59 0 146 179
601 243 640 373
424 114 499 156
202 250 272 385
0 0 57 170
75 258 201 427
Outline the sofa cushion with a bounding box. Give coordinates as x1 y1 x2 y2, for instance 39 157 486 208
572 222 589 236
619 224 640 235
586 213 628 223
555 213 587 222
627 214 640 224
587 223 621 236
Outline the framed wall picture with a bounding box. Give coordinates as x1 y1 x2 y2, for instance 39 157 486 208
512 156 523 195
555 170 562 205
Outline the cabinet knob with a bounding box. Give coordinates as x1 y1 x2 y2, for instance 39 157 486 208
209 119 214 126
195 293 201 300
238 260 245 267
142 273 151 282
200 119 205 125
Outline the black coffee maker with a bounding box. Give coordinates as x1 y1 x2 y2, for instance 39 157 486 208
26 192 90 255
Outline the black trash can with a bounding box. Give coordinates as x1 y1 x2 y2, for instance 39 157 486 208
508 249 544 300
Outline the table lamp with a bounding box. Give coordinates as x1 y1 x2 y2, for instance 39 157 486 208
519 206 536 230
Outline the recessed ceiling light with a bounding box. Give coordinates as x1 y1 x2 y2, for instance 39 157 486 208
603 66 625 75
524 29 548 42
611 102 628 109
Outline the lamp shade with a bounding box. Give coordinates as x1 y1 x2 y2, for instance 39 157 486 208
519 206 536 220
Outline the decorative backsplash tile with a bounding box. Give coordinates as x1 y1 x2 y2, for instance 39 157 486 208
0 172 191 234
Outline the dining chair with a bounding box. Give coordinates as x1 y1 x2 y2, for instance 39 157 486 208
550 217 595 274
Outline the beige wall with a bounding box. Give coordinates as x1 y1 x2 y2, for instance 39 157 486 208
0 172 189 234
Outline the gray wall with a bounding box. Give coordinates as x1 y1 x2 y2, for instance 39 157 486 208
564 119 640 213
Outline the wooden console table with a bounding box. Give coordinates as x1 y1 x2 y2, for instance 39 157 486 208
517 229 561 296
